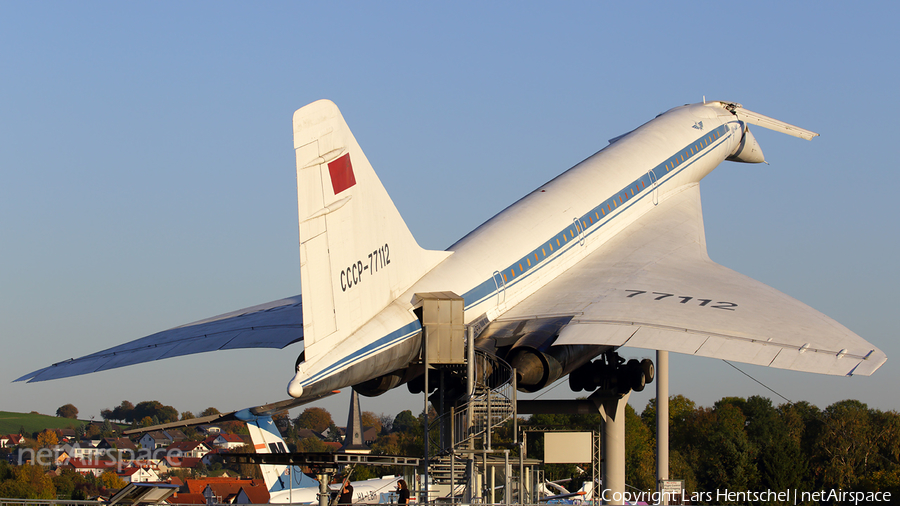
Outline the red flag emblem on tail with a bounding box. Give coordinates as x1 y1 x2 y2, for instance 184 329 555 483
328 153 356 195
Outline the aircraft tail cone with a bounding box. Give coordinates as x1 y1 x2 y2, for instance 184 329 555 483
727 125 767 164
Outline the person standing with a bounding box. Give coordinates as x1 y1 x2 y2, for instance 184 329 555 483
396 479 409 505
338 482 354 505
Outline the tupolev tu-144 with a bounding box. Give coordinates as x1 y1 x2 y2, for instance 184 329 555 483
17 99 886 410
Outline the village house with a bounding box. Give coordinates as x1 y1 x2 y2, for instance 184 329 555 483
117 465 161 484
1 434 25 448
138 430 187 450
295 428 325 441
64 458 123 477
176 478 270 505
210 434 246 450
64 441 103 460
53 429 78 443
166 441 210 459
197 425 221 435
98 437 138 459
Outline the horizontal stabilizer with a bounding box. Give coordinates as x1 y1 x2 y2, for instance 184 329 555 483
15 295 304 383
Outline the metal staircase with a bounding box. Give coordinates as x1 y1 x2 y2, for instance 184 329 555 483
428 350 515 488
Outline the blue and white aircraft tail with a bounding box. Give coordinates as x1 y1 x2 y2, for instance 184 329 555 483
240 410 400 505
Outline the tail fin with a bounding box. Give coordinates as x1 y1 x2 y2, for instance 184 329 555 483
241 413 316 493
293 100 450 360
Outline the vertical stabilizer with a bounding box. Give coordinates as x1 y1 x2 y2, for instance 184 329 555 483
293 100 451 362
239 412 313 493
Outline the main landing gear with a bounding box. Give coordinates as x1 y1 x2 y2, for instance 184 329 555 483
568 351 655 394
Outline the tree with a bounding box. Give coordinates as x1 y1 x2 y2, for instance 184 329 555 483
742 396 804 493
297 436 331 453
110 401 135 423
295 407 334 433
391 410 418 434
361 411 382 433
132 400 178 424
56 404 79 419
686 402 755 493
811 399 874 490
200 407 221 417
12 464 56 499
36 430 58 449
99 419 116 438
324 421 342 442
624 404 655 492
99 471 125 490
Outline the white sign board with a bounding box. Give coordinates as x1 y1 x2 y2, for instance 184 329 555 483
544 432 593 464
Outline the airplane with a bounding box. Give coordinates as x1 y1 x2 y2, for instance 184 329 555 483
16 99 886 413
241 411 401 504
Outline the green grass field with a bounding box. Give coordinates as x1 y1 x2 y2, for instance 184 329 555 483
0 411 86 436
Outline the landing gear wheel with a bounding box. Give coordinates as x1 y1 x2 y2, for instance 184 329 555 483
641 358 655 384
626 359 646 392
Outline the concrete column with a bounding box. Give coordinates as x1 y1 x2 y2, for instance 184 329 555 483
599 392 630 506
656 350 669 504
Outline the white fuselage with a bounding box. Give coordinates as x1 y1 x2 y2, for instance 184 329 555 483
268 477 401 505
296 102 744 398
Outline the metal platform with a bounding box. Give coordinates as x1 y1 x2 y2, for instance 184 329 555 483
223 451 419 473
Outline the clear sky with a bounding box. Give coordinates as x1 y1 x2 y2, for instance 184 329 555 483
2 2 897 424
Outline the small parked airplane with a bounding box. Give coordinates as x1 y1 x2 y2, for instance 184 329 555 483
241 411 400 504
17 99 886 407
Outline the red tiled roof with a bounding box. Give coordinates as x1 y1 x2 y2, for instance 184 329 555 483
166 492 206 504
65 458 123 470
167 441 209 452
237 484 270 504
183 478 269 503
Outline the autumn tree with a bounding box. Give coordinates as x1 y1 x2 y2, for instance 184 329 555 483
295 407 334 433
99 471 126 490
56 404 79 419
361 411 382 433
7 464 56 499
36 430 58 449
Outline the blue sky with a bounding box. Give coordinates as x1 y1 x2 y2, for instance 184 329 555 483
2 2 897 423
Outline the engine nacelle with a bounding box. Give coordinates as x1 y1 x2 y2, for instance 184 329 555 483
353 365 422 397
509 343 606 392
475 316 609 393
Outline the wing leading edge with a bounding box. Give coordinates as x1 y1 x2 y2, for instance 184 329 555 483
497 184 886 376
15 295 304 383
